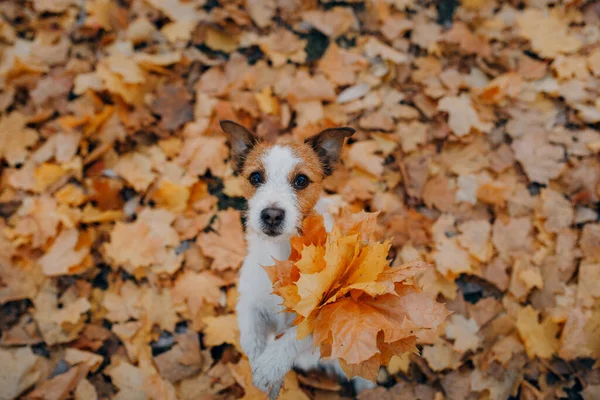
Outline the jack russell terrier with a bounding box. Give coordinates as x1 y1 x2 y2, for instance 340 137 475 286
220 121 376 399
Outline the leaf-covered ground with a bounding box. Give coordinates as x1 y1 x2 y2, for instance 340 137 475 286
0 0 599 399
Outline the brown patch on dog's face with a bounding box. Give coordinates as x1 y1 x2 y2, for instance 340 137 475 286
239 142 269 198
288 143 326 218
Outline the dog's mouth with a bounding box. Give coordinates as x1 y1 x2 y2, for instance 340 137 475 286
261 227 283 237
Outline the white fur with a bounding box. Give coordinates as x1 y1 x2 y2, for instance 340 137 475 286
236 146 375 399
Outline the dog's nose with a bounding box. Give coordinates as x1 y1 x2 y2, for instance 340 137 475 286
261 207 285 228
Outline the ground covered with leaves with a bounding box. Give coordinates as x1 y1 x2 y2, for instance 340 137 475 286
0 0 599 399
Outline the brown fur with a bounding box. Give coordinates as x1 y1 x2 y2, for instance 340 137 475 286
240 142 269 198
288 143 325 217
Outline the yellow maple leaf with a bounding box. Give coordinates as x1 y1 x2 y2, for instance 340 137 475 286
516 305 559 359
267 211 450 380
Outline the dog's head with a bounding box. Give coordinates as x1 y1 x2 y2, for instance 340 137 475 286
220 121 354 240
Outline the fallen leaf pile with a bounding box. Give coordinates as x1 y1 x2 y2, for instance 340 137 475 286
0 0 599 399
266 212 450 382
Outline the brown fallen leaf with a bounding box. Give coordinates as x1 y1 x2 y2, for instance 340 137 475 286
516 305 559 359
0 347 42 399
202 314 240 349
65 348 103 372
197 209 246 271
151 82 193 131
438 94 493 137
0 112 39 166
1 0 599 397
517 9 581 58
38 229 91 276
25 364 89 400
104 208 183 276
229 359 267 400
445 314 481 353
154 331 206 383
177 136 229 178
421 340 462 372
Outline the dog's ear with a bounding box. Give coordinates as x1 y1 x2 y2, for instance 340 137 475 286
220 120 259 173
305 127 354 176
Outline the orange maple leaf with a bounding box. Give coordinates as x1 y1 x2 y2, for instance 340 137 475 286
265 211 450 381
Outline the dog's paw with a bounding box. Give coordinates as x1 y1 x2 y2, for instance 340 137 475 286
251 358 286 398
252 370 283 398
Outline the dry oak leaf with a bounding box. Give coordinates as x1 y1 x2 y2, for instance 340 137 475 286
438 94 493 137
104 208 183 276
516 305 559 359
197 209 246 271
517 9 581 58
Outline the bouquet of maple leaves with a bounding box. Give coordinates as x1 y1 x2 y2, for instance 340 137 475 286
265 210 450 382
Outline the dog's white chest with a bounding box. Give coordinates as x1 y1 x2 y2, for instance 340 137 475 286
237 236 293 329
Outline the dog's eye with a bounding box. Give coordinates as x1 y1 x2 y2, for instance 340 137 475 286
249 171 263 186
293 174 309 189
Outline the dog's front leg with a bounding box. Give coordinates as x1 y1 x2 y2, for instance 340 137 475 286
236 302 271 366
251 326 313 399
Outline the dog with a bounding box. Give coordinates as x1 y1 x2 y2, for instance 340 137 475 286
220 121 376 399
